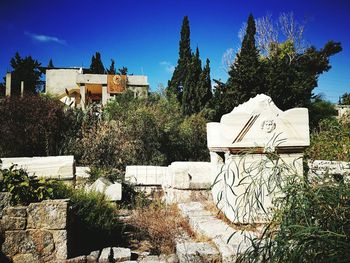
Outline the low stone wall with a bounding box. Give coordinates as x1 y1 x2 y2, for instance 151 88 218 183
0 198 68 263
308 160 350 182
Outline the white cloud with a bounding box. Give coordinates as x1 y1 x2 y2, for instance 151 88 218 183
160 61 175 73
25 31 67 45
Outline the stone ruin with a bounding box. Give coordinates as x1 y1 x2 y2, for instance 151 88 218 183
207 94 310 223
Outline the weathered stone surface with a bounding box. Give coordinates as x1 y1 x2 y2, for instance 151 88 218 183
3 206 27 218
1 215 26 230
309 160 350 181
2 229 55 259
64 255 87 263
86 254 98 263
27 200 68 230
0 192 12 218
52 230 68 260
178 202 258 263
163 188 212 204
99 247 131 263
0 156 75 180
176 242 220 263
166 162 212 190
139 255 165 263
89 250 100 259
159 254 178 263
12 253 40 263
125 166 168 186
105 182 122 201
88 177 112 193
75 166 91 179
207 94 309 151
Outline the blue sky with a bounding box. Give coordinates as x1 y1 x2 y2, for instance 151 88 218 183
1 0 349 102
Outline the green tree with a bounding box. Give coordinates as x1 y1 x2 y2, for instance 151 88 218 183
226 14 263 107
47 59 54 69
9 52 42 95
167 16 192 102
107 59 116 74
197 58 212 112
118 66 128 75
340 92 350 105
89 52 105 74
182 47 202 115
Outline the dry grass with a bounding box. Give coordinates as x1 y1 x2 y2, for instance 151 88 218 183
126 199 195 255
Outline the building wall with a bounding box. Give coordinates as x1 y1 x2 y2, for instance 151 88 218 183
46 69 80 96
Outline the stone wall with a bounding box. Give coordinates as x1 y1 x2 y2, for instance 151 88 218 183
0 198 68 263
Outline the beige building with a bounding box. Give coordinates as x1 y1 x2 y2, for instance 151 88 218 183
45 68 149 109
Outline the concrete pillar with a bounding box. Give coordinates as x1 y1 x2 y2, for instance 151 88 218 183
102 85 108 106
20 81 24 97
5 73 11 96
80 85 86 110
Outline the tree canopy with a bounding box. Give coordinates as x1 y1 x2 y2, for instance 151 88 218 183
89 52 105 74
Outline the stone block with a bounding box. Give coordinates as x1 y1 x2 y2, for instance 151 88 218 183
87 177 112 193
99 247 131 263
12 253 40 263
2 229 55 259
75 166 91 179
27 200 68 230
164 188 212 204
52 230 68 260
125 166 168 186
105 183 122 201
308 160 350 182
176 242 220 263
168 162 212 190
0 192 12 218
0 156 75 180
1 215 26 230
3 206 27 218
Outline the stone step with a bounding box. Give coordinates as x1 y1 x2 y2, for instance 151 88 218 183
178 202 257 263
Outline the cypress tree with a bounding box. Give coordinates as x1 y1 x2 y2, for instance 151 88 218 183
197 58 212 111
47 59 54 68
167 16 192 102
107 59 116 74
226 14 263 106
89 52 105 74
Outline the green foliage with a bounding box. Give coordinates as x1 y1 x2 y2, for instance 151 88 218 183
47 59 54 69
0 165 67 205
238 174 350 262
89 52 105 74
0 95 70 157
309 95 337 130
225 14 263 108
340 92 350 105
107 59 116 74
307 118 350 161
9 52 42 95
118 66 128 75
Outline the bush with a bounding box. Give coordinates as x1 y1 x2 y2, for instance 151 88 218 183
0 95 70 157
307 117 350 161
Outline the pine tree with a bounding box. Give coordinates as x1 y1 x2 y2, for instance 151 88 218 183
167 16 192 102
226 14 263 106
118 67 128 75
9 52 42 95
47 59 54 68
197 58 212 111
107 59 116 74
89 52 105 74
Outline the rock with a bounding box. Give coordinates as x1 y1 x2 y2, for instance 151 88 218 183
52 230 68 260
0 192 12 218
105 183 122 201
0 156 75 180
3 206 27 218
139 255 166 263
2 229 55 259
1 215 26 230
125 166 168 186
176 242 220 263
159 254 178 263
75 166 91 179
12 253 39 263
99 247 131 263
167 162 213 190
88 178 112 193
27 200 68 230
86 254 98 263
89 250 100 259
64 255 87 263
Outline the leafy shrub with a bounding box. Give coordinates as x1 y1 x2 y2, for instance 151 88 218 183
307 117 350 161
0 95 70 157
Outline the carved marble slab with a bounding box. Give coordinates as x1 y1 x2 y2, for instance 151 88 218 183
207 94 310 153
